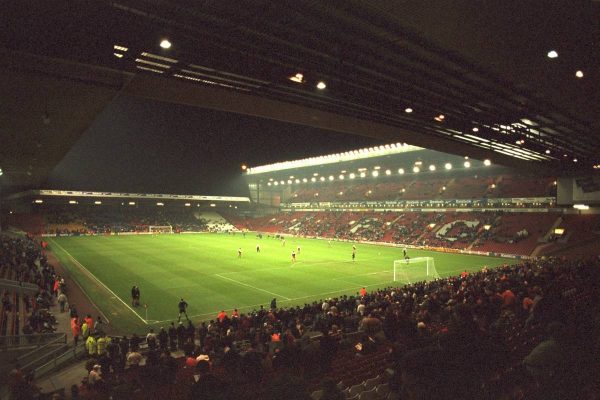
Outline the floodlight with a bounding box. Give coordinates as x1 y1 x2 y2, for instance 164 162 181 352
483 159 491 166
69 200 77 204
328 175 334 181
114 53 124 58
156 202 164 206
185 203 191 206
210 203 216 207
280 180 284 184
360 172 366 178
575 70 584 78
339 174 345 180
429 165 436 171
113 45 128 52
274 181 279 186
413 166 420 173
464 161 471 168
372 170 379 177
444 163 452 170
545 149 551 154
385 169 391 176
404 107 413 113
349 173 356 179
34 199 43 204
547 50 558 58
398 168 405 174
573 158 578 163
289 73 304 83
302 178 308 183
310 177 316 182
94 201 102 205
241 164 247 170
316 81 327 90
472 127 479 132
128 202 136 205
320 176 325 182
160 39 172 49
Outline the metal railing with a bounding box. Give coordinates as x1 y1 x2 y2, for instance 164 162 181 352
31 342 86 380
0 332 66 351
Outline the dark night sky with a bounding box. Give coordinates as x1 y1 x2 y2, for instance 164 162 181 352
48 95 384 196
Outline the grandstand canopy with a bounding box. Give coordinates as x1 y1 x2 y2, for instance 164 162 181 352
1 1 598 190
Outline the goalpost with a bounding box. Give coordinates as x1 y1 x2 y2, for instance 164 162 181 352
393 257 439 284
148 225 173 234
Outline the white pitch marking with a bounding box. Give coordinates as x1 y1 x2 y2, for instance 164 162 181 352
214 273 291 300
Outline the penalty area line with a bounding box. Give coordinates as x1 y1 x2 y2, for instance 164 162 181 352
214 273 291 301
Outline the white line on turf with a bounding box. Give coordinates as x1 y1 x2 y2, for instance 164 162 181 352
49 239 148 325
214 273 292 301
149 281 390 324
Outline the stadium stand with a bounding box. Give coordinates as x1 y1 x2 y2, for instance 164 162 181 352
35 256 599 400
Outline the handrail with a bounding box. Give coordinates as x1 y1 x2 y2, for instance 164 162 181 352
16 333 66 364
0 279 39 295
0 332 66 351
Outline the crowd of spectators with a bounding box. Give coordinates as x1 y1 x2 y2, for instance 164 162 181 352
62 256 599 399
41 206 208 235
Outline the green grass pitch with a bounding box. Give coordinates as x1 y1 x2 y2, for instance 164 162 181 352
48 233 511 333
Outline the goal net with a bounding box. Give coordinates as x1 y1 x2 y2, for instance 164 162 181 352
393 257 439 284
148 225 173 234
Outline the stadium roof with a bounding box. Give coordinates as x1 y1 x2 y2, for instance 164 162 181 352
1 1 598 188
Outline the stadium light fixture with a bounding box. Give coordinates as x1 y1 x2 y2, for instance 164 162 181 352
34 199 43 204
287 179 292 184
210 203 216 207
429 165 436 171
184 203 191 206
114 53 124 58
160 39 172 49
289 73 304 83
316 81 327 90
94 201 102 205
349 173 356 179
372 170 379 177
464 161 471 168
483 159 491 166
128 201 136 205
113 45 128 52
546 149 551 154
69 200 78 204
547 50 558 58
573 158 578 163
385 169 391 176
274 181 279 186
280 180 285 185
320 176 326 182
360 172 366 178
339 174 345 180
156 202 164 206
413 166 420 173
398 168 405 174
575 70 584 78
302 178 308 183
404 107 413 113
310 177 316 182
444 163 452 170
328 175 334 181
241 164 247 171
472 127 479 132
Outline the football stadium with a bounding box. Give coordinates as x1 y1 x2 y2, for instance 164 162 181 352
1 3 599 400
